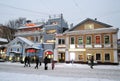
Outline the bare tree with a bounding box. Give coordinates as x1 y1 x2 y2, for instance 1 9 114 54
5 17 26 29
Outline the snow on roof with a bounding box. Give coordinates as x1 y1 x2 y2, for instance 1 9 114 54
18 37 34 45
18 24 43 29
0 38 8 42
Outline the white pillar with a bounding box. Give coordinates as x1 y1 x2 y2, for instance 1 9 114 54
65 51 69 61
54 49 58 61
114 50 118 63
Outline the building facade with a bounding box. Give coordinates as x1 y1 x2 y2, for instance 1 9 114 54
55 18 119 64
7 14 68 62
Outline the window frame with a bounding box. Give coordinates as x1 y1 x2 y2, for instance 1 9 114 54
95 35 101 44
95 53 101 61
78 54 84 61
104 35 110 44
84 23 94 30
104 53 111 62
86 35 92 45
58 38 65 45
78 36 83 45
70 36 75 44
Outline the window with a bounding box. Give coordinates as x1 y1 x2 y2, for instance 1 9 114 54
86 36 92 44
58 39 65 45
85 24 94 30
78 37 83 45
96 53 101 60
104 35 110 44
78 55 83 60
105 53 110 61
70 37 75 44
58 39 61 45
62 39 65 44
17 48 19 52
46 29 56 34
95 35 101 44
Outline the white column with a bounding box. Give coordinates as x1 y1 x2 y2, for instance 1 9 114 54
113 34 117 49
66 37 69 48
65 51 69 61
114 50 118 63
54 49 58 61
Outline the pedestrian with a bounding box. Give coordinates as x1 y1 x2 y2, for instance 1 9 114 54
90 56 94 69
51 59 55 70
35 55 39 69
44 56 48 70
39 60 42 66
27 56 31 67
24 56 28 67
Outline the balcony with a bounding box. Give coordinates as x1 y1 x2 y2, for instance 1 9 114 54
15 30 43 36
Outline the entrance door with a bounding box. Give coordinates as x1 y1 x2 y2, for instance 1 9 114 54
58 52 65 62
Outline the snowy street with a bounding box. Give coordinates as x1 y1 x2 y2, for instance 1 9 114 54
0 62 120 81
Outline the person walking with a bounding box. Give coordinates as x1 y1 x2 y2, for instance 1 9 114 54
51 59 55 70
35 55 39 69
44 56 48 70
27 56 31 67
90 56 94 69
24 56 28 67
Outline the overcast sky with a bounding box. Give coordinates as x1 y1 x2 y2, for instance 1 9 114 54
0 0 120 28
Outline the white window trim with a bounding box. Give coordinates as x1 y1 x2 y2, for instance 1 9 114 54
78 36 83 45
95 35 101 44
85 35 92 48
77 36 84 48
94 35 102 48
86 35 92 45
84 23 94 30
104 34 111 44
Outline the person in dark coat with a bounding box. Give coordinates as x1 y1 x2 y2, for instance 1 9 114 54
90 56 94 69
44 56 48 70
51 59 55 70
27 56 31 67
35 55 39 69
24 56 28 67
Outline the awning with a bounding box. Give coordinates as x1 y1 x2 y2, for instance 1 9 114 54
45 51 53 55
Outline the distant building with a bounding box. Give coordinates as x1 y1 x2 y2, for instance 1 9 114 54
0 25 15 60
7 14 68 62
55 18 119 64
0 38 8 60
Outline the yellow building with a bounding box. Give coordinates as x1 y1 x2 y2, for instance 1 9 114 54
54 18 119 64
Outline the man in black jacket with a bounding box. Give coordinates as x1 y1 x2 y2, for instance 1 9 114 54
44 56 48 70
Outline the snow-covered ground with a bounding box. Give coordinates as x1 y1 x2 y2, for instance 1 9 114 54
0 62 120 81
0 72 116 81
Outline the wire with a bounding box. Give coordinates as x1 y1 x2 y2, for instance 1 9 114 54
0 2 50 15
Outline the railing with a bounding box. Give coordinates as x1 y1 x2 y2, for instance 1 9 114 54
57 43 117 49
15 31 43 36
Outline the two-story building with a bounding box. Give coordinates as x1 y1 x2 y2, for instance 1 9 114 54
55 18 119 64
7 14 68 62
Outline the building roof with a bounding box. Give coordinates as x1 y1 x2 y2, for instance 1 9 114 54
0 38 8 42
65 27 118 35
17 24 43 29
69 18 113 31
17 37 34 46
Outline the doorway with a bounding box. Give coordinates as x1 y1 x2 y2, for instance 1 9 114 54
58 52 65 62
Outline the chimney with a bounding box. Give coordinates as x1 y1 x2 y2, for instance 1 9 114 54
95 18 97 21
70 23 73 28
